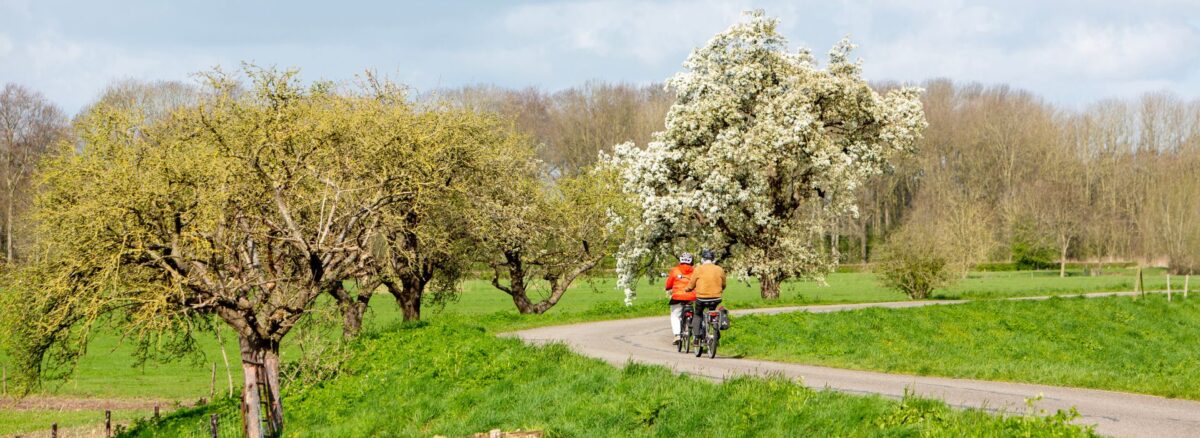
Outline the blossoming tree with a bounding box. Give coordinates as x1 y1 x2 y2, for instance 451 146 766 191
610 11 927 301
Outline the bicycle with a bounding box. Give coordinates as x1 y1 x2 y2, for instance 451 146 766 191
677 302 695 353
695 306 721 358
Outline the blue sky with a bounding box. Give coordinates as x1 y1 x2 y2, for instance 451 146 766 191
3 0 1200 114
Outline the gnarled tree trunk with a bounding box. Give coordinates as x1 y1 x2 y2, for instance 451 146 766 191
330 279 377 339
758 273 784 300
237 335 283 438
384 270 429 322
492 249 603 314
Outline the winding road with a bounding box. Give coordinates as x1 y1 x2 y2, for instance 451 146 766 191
511 293 1200 437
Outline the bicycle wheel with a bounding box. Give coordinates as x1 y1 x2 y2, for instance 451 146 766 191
708 324 719 359
677 317 686 353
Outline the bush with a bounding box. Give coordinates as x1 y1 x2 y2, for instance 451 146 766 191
875 226 962 299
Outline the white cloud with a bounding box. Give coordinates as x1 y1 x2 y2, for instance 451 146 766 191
0 31 225 113
502 0 752 66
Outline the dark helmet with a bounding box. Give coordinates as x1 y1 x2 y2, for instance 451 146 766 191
679 252 694 264
700 248 716 262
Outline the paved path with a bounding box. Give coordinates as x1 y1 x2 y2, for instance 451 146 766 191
511 292 1200 437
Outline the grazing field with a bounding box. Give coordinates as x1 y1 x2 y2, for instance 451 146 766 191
123 322 1093 437
0 268 1175 435
725 294 1200 399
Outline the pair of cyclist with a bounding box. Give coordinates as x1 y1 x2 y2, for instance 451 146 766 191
666 249 725 346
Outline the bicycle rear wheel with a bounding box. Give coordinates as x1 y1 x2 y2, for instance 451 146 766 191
708 326 719 359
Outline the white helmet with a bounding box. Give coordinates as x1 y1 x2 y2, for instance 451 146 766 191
679 252 694 264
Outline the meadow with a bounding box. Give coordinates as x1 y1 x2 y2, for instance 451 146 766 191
725 294 1200 399
0 267 1176 435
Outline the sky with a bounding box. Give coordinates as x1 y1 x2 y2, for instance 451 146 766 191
3 0 1200 114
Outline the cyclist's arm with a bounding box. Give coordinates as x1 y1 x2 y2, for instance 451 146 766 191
665 271 675 291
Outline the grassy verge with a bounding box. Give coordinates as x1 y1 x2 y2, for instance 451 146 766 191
0 268 1176 434
122 321 1093 437
0 408 147 436
725 294 1200 399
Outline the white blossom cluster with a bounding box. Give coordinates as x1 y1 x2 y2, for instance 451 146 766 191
608 11 927 303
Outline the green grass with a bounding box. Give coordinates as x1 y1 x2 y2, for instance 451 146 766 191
724 294 1200 399
0 268 1180 434
0 408 147 436
122 321 1093 437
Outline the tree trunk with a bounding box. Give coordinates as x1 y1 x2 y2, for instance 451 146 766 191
238 335 283 438
1059 239 1070 278
330 280 374 339
385 274 427 322
5 185 13 262
759 273 783 300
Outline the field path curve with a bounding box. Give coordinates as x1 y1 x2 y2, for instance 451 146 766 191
510 292 1200 438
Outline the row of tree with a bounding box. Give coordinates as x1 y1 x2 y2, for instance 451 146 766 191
0 69 630 437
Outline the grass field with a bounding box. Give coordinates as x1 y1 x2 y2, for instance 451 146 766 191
0 267 1177 435
122 321 1094 437
725 294 1200 399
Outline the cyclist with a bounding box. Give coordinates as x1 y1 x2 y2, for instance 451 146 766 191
665 252 695 346
686 249 726 338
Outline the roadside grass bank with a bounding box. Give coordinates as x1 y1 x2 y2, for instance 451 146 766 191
724 294 1200 399
121 321 1094 437
0 268 1174 435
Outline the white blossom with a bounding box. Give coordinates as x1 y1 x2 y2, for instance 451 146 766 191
607 10 927 302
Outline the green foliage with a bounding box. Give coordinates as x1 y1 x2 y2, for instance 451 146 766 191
122 320 1093 437
724 295 1200 399
875 225 962 299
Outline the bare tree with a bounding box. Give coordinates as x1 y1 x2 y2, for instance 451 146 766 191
0 84 68 262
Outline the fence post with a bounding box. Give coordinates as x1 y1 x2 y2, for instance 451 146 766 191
1134 268 1141 296
106 410 112 437
211 413 219 438
1186 275 1191 299
51 423 57 438
154 402 160 419
1138 268 1145 297
210 362 217 401
1168 274 1173 301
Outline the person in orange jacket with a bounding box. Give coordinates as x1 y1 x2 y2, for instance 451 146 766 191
686 248 726 338
665 252 695 345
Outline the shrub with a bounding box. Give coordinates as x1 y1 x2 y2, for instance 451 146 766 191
875 225 962 299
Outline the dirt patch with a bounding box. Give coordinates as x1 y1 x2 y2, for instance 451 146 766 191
0 396 186 411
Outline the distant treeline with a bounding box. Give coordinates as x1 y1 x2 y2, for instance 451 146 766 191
1 78 1196 273
430 79 1199 275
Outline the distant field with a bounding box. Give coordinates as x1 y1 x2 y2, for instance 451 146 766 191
725 294 1200 399
0 267 1177 435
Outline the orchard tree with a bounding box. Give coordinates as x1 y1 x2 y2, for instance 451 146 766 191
7 68 420 437
372 108 531 323
477 165 633 314
610 11 926 301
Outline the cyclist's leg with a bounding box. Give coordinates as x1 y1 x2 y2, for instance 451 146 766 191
669 302 682 336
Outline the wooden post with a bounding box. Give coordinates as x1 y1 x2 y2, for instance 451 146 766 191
51 423 57 438
1137 268 1145 297
1167 274 1173 301
210 413 219 438
154 402 160 419
210 362 217 401
1186 274 1191 299
105 410 112 437
1134 268 1140 295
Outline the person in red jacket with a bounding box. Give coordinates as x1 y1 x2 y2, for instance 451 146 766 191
665 252 695 345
